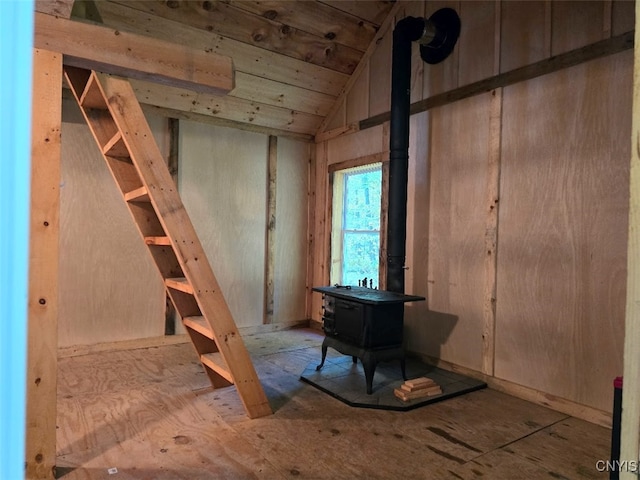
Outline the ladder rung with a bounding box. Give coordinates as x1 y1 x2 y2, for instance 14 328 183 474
165 277 193 294
200 352 234 384
145 236 171 246
183 316 213 339
79 73 108 109
102 131 130 158
124 186 149 203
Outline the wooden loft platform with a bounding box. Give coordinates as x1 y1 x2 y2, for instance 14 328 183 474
34 11 234 95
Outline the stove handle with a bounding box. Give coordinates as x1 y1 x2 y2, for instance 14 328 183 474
336 301 356 310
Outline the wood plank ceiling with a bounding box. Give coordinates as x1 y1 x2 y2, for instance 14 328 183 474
68 1 397 139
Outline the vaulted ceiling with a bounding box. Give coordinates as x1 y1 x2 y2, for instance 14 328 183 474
65 1 398 140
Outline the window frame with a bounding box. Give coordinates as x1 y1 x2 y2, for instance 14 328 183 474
329 162 384 287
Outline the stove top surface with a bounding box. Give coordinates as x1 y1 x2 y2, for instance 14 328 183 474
312 285 425 305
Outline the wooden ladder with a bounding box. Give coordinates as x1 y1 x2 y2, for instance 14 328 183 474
63 67 272 419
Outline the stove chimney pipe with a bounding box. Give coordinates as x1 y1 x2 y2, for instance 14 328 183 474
386 9 460 293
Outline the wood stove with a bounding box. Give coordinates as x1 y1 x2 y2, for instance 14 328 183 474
313 285 425 394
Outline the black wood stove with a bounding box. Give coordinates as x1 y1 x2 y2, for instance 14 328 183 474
313 285 425 394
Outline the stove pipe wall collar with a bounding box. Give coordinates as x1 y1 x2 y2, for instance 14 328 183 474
386 9 461 294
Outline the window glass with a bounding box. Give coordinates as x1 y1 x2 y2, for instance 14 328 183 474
341 168 381 287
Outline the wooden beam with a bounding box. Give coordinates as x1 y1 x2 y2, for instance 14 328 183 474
34 12 234 95
327 151 388 174
35 0 74 18
139 102 314 143
360 30 634 130
165 118 179 336
379 160 389 292
310 143 330 322
26 48 62 480
315 123 359 144
131 79 322 137
264 136 277 325
305 147 317 320
621 4 640 477
482 89 502 377
482 4 503 377
379 123 390 293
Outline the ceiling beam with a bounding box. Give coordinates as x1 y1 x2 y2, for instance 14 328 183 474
35 0 74 18
129 78 322 136
140 104 313 143
34 12 234 96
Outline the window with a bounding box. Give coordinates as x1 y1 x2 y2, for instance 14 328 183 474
330 164 382 288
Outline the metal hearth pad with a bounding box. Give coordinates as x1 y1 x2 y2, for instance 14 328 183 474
300 355 487 411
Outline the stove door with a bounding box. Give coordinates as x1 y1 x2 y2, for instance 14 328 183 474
334 299 364 345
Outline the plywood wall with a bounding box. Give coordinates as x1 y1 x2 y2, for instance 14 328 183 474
60 99 310 345
405 93 493 373
496 52 631 411
274 138 310 324
59 98 166 347
179 121 309 329
314 0 633 417
179 121 268 329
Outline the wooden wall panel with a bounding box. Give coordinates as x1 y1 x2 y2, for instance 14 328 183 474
59 99 165 347
326 124 386 165
324 99 346 132
273 138 310 323
457 1 497 86
368 27 392 117
404 110 430 334
311 142 329 322
406 93 493 372
179 121 268 328
612 0 635 35
551 1 606 56
346 62 369 124
423 1 460 98
495 52 631 412
500 1 548 73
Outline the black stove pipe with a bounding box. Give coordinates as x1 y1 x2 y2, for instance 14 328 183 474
386 17 428 294
385 11 460 294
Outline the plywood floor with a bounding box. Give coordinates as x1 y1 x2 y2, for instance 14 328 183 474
56 328 611 479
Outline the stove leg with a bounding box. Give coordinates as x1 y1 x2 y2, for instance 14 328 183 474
352 356 358 363
316 341 328 371
400 356 407 380
362 351 376 394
